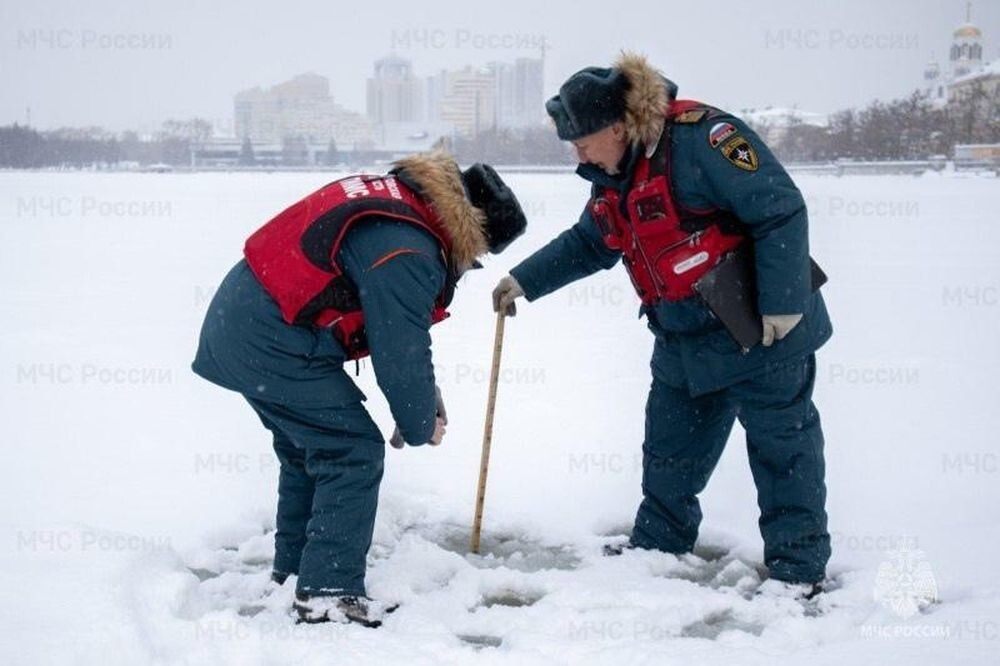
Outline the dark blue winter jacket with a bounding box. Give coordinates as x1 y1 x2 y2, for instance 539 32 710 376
192 219 444 444
510 112 832 396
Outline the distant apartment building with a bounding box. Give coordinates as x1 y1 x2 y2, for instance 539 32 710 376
366 56 451 155
234 72 372 148
421 57 545 137
430 66 498 137
367 55 424 124
363 54 546 140
493 58 545 130
205 55 547 166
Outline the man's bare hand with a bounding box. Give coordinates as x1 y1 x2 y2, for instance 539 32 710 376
428 417 447 446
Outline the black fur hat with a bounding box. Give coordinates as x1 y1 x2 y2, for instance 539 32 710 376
546 57 679 143
461 163 527 254
546 66 629 141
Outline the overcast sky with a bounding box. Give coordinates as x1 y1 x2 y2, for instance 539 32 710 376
2 0 997 134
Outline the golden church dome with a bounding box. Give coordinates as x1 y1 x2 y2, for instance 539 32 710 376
953 24 982 39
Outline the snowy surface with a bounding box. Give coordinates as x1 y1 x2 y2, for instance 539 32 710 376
1 170 998 664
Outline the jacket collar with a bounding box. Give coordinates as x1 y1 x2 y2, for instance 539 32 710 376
575 141 646 194
391 151 489 269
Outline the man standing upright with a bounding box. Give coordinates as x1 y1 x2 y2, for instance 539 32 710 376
493 54 833 596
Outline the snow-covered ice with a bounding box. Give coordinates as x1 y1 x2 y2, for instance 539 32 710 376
1 170 997 664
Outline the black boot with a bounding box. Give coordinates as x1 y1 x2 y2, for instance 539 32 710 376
602 542 636 557
294 593 398 628
755 578 825 601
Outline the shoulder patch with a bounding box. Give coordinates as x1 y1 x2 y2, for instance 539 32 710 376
673 109 708 124
720 136 759 172
708 122 738 149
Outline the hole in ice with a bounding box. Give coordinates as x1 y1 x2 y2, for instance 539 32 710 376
238 604 267 618
188 568 221 582
413 523 581 572
680 610 765 639
480 588 544 608
457 634 503 649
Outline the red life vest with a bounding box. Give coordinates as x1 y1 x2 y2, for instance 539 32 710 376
244 174 454 360
591 100 747 305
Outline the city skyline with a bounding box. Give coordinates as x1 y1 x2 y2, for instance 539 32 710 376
4 0 999 134
227 53 546 152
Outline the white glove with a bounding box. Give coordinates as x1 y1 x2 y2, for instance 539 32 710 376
389 385 448 448
761 314 803 347
492 275 524 317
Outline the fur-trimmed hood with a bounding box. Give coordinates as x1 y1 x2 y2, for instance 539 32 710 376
391 151 489 268
615 52 671 147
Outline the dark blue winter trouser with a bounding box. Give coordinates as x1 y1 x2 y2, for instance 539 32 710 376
631 354 830 584
247 397 384 598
